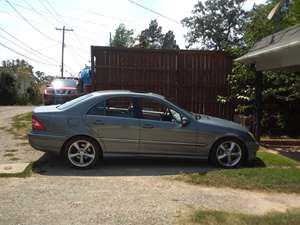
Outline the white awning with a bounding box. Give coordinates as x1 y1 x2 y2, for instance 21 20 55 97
236 24 300 71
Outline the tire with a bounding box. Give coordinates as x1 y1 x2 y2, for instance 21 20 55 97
63 136 100 169
211 138 246 168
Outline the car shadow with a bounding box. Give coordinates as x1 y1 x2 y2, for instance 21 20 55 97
33 153 267 177
33 153 215 177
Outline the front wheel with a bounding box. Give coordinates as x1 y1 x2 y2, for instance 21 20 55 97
211 138 245 168
63 137 100 169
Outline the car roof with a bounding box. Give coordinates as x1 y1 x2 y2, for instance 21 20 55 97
91 90 166 99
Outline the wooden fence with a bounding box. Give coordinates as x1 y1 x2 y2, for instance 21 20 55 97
91 46 234 119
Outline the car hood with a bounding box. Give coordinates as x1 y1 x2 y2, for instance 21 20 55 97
196 114 248 132
33 105 61 113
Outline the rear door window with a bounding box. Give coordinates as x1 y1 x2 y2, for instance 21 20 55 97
88 97 135 118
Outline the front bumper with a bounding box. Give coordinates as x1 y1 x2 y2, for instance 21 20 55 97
28 132 66 154
245 141 259 162
43 94 79 105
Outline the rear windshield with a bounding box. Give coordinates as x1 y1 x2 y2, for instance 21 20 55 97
57 93 92 110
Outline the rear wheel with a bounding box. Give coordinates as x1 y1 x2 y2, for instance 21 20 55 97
63 137 100 169
211 138 245 168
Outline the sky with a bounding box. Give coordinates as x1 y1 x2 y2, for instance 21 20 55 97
0 0 266 77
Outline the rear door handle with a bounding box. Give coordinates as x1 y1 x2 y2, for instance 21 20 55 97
94 120 104 125
142 124 154 129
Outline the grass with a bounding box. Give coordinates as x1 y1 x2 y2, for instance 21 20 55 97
7 112 32 139
3 153 15 157
256 150 299 167
176 150 300 193
9 157 20 161
5 149 18 153
0 163 33 178
187 209 300 225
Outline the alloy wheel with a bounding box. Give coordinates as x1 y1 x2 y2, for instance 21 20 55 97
216 141 242 167
67 140 96 168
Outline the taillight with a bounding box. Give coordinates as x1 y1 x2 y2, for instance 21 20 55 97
32 115 45 131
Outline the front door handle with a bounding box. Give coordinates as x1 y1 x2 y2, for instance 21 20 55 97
142 124 154 129
94 120 104 125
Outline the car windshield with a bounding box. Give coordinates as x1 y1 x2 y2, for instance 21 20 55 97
57 93 92 110
51 79 77 88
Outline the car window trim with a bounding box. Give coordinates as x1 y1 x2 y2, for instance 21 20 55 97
86 95 140 119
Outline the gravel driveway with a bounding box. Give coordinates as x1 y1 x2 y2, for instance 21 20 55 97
1 106 300 225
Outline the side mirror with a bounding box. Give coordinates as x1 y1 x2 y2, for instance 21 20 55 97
181 117 190 127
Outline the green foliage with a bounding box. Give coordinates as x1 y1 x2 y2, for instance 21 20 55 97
182 0 300 135
175 150 300 193
1 59 33 74
0 59 43 105
0 71 17 105
34 70 53 86
257 151 299 168
162 31 179 49
111 23 134 48
182 0 248 50
136 20 164 48
135 20 179 49
27 82 42 105
9 112 32 139
191 209 300 225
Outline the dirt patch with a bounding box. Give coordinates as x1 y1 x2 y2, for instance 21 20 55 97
0 106 43 164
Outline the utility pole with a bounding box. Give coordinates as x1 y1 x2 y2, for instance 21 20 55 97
109 32 112 46
56 26 73 78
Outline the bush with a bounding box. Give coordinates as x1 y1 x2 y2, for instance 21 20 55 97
0 71 17 105
27 83 42 105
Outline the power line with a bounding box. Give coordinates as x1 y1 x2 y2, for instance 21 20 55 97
37 0 61 25
0 41 58 67
0 0 89 52
5 0 60 43
0 25 75 74
23 0 57 27
0 26 60 65
47 0 136 24
0 1 110 45
127 0 180 24
65 47 82 67
40 0 88 56
0 33 59 66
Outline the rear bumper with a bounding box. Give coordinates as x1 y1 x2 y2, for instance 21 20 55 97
28 132 66 154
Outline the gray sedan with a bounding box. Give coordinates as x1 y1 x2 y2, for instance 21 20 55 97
29 90 258 169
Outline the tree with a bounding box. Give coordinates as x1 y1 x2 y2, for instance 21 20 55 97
1 59 33 74
0 71 17 105
111 23 134 48
135 19 179 49
162 31 179 49
0 59 43 105
218 0 300 136
34 70 53 85
136 20 164 48
182 0 248 50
